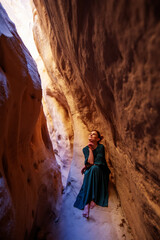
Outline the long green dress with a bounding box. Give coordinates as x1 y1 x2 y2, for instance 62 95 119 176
74 144 110 210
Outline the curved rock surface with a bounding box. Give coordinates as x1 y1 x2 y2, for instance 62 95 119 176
31 1 160 240
0 4 62 240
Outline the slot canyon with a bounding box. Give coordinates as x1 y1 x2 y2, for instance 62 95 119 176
0 0 160 240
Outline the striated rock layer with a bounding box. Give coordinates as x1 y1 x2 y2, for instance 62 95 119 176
0 4 62 240
32 0 160 240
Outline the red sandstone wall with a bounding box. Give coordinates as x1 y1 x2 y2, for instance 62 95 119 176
0 5 62 240
32 1 160 239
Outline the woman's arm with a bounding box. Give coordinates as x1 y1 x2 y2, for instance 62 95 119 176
81 146 94 174
87 148 94 165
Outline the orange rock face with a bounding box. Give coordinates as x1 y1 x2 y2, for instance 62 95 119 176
32 1 160 239
0 4 62 240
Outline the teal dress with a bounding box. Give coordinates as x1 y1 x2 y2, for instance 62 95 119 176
74 144 110 210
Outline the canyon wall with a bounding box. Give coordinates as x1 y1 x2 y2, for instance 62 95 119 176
0 4 62 240
32 1 160 240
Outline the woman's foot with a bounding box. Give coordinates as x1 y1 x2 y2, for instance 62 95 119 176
83 204 90 218
90 200 96 209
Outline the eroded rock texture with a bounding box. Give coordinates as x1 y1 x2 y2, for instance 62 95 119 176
32 1 160 240
0 5 62 240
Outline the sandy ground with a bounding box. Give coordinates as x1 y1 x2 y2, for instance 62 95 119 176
47 178 134 240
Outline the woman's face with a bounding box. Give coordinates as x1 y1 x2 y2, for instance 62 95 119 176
88 131 100 143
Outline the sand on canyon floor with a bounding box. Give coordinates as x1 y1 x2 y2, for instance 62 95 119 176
45 179 134 240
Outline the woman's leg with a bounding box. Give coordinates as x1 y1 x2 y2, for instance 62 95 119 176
83 203 90 218
90 200 96 209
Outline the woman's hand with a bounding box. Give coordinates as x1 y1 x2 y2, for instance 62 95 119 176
81 163 93 174
88 141 94 150
81 166 86 175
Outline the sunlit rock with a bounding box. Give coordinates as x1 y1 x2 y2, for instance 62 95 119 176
0 0 74 187
31 1 160 239
0 4 62 240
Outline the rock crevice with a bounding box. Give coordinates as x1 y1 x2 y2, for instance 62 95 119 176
31 1 160 239
0 4 62 240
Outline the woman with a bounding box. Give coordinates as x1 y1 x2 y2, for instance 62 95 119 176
74 130 110 218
